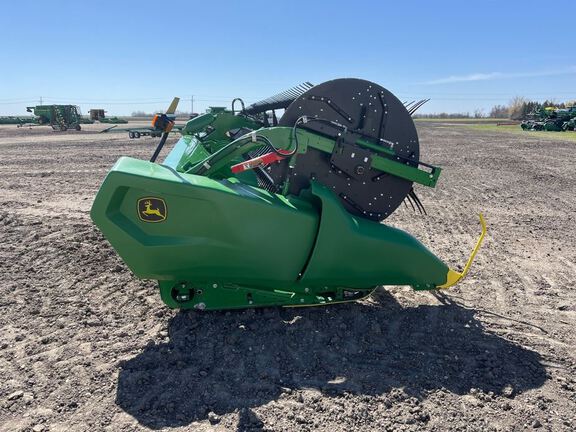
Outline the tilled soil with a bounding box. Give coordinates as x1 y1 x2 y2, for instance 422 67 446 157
0 123 575 432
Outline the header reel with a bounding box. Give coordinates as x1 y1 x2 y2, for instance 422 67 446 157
91 78 485 312
272 79 423 220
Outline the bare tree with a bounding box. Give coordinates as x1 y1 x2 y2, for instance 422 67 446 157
489 105 508 118
508 96 529 120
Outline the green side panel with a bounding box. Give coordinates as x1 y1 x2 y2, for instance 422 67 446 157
163 135 211 171
181 112 217 136
91 157 319 288
180 111 261 155
300 183 449 289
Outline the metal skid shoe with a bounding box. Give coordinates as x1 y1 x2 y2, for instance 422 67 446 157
160 280 375 311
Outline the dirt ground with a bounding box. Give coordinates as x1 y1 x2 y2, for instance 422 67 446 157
0 122 575 432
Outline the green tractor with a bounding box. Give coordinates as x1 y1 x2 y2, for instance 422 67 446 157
91 79 485 311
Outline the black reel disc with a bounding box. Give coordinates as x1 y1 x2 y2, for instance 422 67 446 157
269 78 419 221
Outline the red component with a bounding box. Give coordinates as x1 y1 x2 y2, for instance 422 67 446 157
231 150 290 174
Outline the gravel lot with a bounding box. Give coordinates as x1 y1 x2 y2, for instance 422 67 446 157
0 122 575 431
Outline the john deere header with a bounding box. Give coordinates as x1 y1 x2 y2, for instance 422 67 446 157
91 78 485 311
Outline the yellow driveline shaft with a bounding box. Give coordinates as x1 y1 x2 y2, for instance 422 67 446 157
438 213 487 289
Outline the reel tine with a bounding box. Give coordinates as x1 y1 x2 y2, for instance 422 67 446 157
407 100 421 115
409 188 427 215
414 196 425 215
413 192 423 214
296 84 311 94
244 82 314 114
405 194 416 212
409 99 431 115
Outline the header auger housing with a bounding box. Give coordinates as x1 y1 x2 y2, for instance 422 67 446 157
91 78 485 311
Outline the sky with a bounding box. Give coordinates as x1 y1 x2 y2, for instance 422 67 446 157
1 0 575 116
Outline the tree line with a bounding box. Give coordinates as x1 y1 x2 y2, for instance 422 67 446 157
413 98 575 120
132 101 575 120
131 110 193 117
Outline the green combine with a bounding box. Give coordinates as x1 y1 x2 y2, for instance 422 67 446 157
91 78 485 311
26 104 90 131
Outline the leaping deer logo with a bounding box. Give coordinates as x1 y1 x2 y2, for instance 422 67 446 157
138 198 167 222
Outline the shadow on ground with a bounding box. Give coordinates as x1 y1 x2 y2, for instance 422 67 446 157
116 290 546 429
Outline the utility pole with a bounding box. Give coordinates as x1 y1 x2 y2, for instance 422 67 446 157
39 96 43 105
191 95 194 114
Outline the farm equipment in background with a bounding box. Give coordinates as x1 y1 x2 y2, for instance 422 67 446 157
100 106 185 139
99 124 184 139
521 107 555 131
521 106 576 132
89 109 106 121
99 117 128 124
91 78 486 311
89 109 128 124
0 116 36 126
562 117 576 131
25 104 92 131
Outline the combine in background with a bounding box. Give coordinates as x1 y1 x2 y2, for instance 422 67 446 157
25 104 91 131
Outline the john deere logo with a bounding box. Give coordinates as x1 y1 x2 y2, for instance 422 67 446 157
138 197 167 222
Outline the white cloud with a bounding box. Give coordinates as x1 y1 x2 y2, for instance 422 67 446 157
423 66 576 85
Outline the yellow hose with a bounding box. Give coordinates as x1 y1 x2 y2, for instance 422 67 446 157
438 213 487 289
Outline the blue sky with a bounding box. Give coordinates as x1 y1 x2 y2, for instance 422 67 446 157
1 0 575 116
